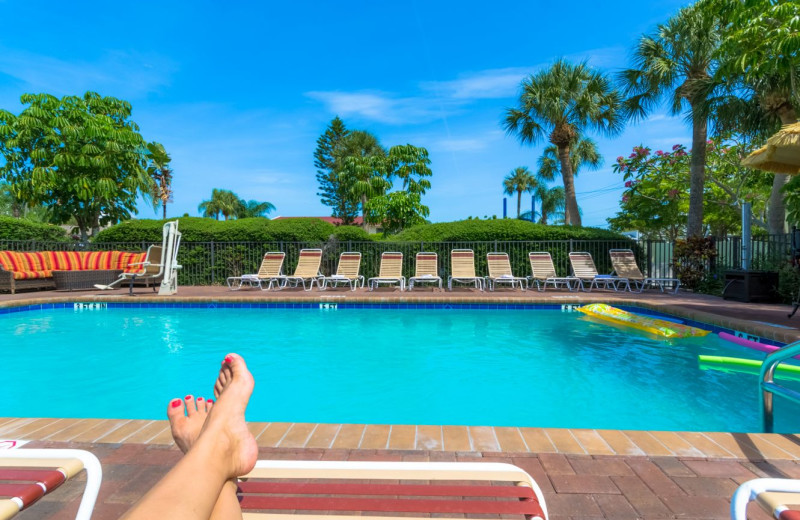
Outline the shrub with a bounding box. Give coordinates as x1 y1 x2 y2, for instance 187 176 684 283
330 225 375 242
392 219 629 242
672 237 718 291
0 216 69 242
93 217 355 243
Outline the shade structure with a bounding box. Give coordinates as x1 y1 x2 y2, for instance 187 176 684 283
742 122 800 174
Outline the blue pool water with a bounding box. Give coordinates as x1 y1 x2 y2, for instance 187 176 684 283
3 304 800 432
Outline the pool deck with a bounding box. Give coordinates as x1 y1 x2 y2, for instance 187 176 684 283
4 285 800 519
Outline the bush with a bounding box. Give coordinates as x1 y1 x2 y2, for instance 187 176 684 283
392 219 629 242
0 216 69 241
672 237 718 291
93 217 366 243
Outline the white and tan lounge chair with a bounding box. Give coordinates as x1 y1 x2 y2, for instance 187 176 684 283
238 459 548 519
568 251 629 292
731 478 800 520
275 249 323 291
0 449 101 520
448 249 483 291
368 252 405 291
320 252 364 291
485 252 527 291
407 252 442 290
528 252 579 291
227 252 285 291
609 249 680 293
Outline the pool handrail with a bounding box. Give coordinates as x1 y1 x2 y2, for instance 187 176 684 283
760 338 800 432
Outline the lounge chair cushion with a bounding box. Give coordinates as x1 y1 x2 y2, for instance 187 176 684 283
46 251 85 271
81 251 119 270
0 251 52 279
120 252 148 273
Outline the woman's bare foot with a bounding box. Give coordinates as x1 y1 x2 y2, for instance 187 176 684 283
167 395 213 454
195 353 258 479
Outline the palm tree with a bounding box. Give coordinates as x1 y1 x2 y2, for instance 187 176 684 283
146 142 173 220
536 137 602 208
504 59 622 227
618 3 719 237
537 185 566 225
503 166 537 218
237 199 276 218
198 189 242 220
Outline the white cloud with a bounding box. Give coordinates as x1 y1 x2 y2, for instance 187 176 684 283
420 67 532 100
304 90 448 125
0 46 177 99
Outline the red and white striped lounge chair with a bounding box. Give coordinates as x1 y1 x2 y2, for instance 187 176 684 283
0 449 101 520
238 460 548 519
320 252 364 291
486 252 528 291
448 249 483 291
568 252 629 292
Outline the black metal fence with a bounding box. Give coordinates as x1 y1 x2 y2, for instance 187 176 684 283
0 234 793 286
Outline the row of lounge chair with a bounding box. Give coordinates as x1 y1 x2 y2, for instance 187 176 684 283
227 248 680 293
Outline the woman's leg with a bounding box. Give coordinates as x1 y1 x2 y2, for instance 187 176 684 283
168 395 242 520
121 354 257 520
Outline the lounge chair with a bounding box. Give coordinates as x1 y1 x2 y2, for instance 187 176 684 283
568 251 629 292
448 249 483 291
407 252 442 290
227 252 285 291
238 459 548 520
0 448 101 520
609 248 681 293
528 252 579 291
731 478 800 520
274 249 323 291
320 252 364 291
485 252 527 291
367 251 405 291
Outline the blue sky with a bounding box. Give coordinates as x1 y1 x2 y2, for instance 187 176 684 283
0 0 694 228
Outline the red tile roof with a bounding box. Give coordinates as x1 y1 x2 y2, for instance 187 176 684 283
272 216 364 226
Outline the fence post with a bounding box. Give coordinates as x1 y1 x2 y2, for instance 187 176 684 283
646 240 652 277
569 239 574 253
210 241 215 285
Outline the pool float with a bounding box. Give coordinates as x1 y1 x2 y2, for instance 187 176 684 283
717 331 798 357
698 355 800 380
576 303 710 338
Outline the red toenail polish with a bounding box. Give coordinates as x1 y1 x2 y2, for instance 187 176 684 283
207 400 213 404
171 400 182 408
197 397 203 401
224 355 233 363
184 395 191 400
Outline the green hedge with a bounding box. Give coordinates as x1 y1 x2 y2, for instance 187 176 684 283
93 217 375 243
392 219 629 242
0 216 69 241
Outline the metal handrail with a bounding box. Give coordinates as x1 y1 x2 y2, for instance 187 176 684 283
759 339 800 432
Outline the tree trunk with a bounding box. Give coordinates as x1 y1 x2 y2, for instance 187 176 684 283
558 145 581 226
162 203 167 220
686 108 707 238
516 191 522 218
767 108 798 235
361 194 367 220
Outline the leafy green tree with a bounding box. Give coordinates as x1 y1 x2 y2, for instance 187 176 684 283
701 0 800 233
237 199 275 218
618 3 719 237
503 167 537 218
339 155 390 218
386 144 432 195
0 92 154 240
198 188 243 220
146 142 173 220
504 59 623 227
610 137 769 239
364 191 429 235
314 117 359 224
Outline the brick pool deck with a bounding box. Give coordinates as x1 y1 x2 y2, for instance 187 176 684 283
4 285 800 519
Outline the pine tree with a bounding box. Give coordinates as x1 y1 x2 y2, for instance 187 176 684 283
314 117 359 224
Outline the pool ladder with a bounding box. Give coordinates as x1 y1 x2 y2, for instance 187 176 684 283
760 339 800 433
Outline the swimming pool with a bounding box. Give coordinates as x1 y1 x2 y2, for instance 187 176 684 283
4 303 799 433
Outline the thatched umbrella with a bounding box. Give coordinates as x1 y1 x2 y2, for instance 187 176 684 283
741 122 800 174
